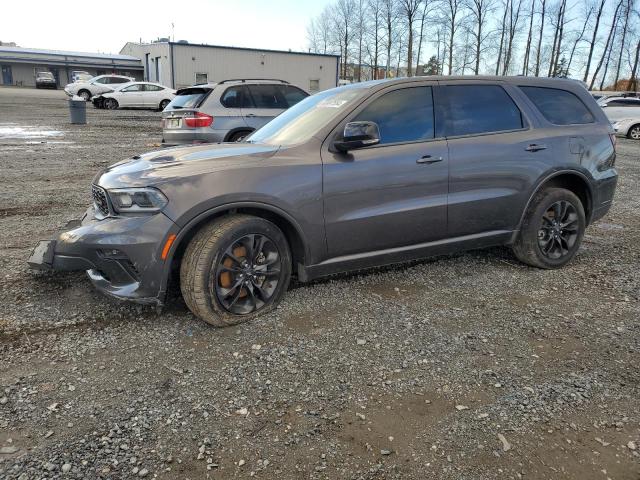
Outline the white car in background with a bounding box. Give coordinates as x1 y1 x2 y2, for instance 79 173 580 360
612 118 640 140
93 82 176 111
597 96 640 122
63 75 134 101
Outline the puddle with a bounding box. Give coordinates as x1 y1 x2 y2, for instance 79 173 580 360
0 124 65 140
596 222 624 231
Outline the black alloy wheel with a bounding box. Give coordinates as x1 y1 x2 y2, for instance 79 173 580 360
213 233 282 315
537 200 580 260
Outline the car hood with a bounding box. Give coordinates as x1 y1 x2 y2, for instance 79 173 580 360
95 142 280 189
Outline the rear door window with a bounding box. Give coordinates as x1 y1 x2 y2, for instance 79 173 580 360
110 77 130 84
221 86 254 108
354 87 434 144
443 85 523 136
247 84 287 109
520 86 595 125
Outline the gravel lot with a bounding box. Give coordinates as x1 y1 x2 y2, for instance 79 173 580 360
0 86 638 479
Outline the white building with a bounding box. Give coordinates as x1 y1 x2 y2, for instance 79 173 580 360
120 41 340 93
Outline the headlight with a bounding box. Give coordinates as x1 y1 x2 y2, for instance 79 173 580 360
107 187 168 213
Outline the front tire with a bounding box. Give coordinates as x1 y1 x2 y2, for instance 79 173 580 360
78 90 91 101
105 98 119 110
512 188 585 269
180 215 292 326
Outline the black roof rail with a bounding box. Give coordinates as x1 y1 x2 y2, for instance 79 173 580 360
217 78 290 85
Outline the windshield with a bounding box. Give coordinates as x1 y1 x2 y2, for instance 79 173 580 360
37 72 54 79
247 86 365 146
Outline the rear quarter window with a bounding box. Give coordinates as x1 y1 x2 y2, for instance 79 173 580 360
520 86 595 125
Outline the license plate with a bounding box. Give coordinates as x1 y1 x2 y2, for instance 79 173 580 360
166 118 181 128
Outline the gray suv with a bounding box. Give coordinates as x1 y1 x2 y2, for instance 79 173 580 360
29 76 618 327
161 79 309 145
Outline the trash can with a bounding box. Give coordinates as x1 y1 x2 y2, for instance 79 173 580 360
68 96 87 124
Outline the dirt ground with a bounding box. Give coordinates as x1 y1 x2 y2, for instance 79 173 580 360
0 86 638 480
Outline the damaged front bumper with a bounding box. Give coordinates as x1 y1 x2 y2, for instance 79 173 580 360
28 207 178 306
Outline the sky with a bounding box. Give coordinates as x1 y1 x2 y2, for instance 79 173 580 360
0 0 331 54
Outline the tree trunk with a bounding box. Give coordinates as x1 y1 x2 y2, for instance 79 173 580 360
407 17 414 77
630 39 640 91
589 0 623 90
522 0 535 75
534 0 546 76
567 6 593 73
496 0 509 75
552 0 567 74
599 13 620 90
613 0 631 87
547 0 563 77
583 0 606 83
474 3 483 75
415 1 429 76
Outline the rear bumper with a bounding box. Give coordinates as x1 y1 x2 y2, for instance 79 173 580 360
162 128 227 145
28 208 178 305
591 168 618 223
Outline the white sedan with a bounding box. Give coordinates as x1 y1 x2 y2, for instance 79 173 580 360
613 118 640 140
96 82 176 111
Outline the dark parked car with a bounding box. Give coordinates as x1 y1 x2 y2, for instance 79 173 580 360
29 76 618 326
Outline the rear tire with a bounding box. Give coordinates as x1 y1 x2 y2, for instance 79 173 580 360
512 188 585 269
627 124 640 140
180 215 292 327
228 131 251 142
159 99 170 111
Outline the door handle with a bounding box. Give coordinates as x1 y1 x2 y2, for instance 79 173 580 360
245 113 257 117
525 143 547 152
416 155 444 164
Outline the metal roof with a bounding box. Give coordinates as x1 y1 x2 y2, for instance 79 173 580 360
126 41 340 59
0 46 140 61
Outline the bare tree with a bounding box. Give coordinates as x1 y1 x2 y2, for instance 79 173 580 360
383 0 399 78
590 0 623 89
582 0 607 83
630 38 640 90
334 0 357 80
399 0 423 76
547 0 567 77
467 0 495 74
613 0 634 86
367 0 384 79
566 5 594 73
414 0 432 75
496 0 510 74
502 0 524 75
599 10 621 89
522 0 536 75
443 0 463 74
534 0 547 75
355 0 367 81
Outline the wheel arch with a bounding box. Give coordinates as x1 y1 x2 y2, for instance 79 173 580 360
517 170 594 234
626 122 640 139
223 127 254 142
164 202 308 288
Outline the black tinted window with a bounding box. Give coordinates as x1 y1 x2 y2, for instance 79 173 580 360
608 99 640 107
520 86 595 125
221 86 253 108
281 86 308 107
247 85 287 109
111 77 130 84
354 87 434 144
444 85 523 136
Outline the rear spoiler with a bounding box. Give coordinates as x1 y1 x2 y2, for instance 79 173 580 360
175 86 213 95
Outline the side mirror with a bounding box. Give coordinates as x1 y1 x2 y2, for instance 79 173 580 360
334 121 380 152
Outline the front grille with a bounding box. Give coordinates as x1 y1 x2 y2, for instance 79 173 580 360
91 185 110 216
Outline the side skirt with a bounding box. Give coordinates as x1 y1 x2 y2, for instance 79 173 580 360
298 230 515 282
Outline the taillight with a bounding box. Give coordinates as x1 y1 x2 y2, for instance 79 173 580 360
185 112 214 128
